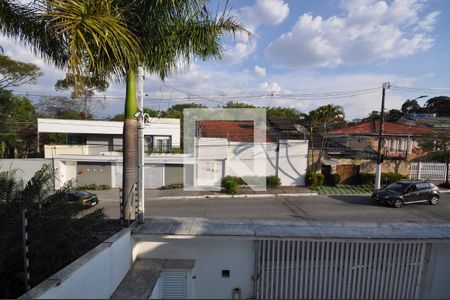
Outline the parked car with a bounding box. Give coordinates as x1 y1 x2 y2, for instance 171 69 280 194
44 191 99 208
372 180 439 208
66 191 99 207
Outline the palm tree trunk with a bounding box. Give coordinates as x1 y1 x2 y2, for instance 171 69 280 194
122 69 138 221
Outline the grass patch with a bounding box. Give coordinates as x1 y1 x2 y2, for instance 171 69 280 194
317 184 374 195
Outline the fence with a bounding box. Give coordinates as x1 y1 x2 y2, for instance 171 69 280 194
410 162 449 181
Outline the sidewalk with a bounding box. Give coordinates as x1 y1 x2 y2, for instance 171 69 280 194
145 186 318 200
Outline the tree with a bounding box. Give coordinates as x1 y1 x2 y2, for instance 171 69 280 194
266 107 305 120
0 54 42 88
55 74 109 119
385 109 403 122
309 104 345 172
223 101 256 109
424 96 450 117
421 129 450 186
401 99 422 114
0 89 37 158
162 103 208 119
2 0 248 221
37 97 93 120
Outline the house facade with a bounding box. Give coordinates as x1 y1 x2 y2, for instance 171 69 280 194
326 120 433 160
38 118 181 157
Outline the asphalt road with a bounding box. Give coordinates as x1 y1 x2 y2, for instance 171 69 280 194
93 192 450 224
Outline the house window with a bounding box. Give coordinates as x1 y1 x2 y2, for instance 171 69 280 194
149 136 172 153
389 139 396 152
398 139 405 152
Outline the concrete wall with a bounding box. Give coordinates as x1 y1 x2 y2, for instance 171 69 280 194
77 162 112 186
21 228 133 299
0 159 51 183
135 236 254 299
196 138 308 186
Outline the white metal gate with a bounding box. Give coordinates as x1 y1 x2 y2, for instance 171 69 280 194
255 240 428 299
410 162 449 181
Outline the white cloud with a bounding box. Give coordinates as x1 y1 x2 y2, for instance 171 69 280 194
266 0 439 68
254 65 266 77
221 0 289 64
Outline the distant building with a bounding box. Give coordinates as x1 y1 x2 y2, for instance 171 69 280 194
326 120 433 160
398 115 450 131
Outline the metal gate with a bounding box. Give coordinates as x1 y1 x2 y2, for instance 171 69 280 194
254 240 428 299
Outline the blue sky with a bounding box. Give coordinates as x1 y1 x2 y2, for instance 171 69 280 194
1 0 450 119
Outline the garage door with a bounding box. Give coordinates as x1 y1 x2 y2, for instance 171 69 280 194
255 239 427 299
165 164 183 186
144 164 163 188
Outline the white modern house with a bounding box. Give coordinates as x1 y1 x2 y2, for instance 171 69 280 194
38 118 181 157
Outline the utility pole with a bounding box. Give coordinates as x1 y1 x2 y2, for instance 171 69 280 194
137 67 145 223
375 82 390 190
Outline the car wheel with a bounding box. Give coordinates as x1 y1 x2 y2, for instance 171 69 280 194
393 199 403 208
429 195 439 205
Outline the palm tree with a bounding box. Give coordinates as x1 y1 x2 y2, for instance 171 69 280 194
1 0 248 220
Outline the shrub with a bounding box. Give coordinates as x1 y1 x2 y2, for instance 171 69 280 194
159 183 183 190
315 173 325 187
266 175 281 188
305 170 325 188
381 172 407 185
356 173 376 185
223 177 238 194
77 183 98 190
356 172 407 185
98 184 111 190
328 173 341 186
222 176 244 186
305 169 315 186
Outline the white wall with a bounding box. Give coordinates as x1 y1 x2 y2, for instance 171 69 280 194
21 229 133 299
196 138 308 186
135 236 254 299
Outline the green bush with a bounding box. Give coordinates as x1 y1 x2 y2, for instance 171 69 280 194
305 170 325 188
266 175 281 188
327 173 341 186
98 184 111 190
159 183 183 190
77 183 111 190
356 173 376 185
382 172 407 184
222 176 244 186
315 173 325 187
305 169 315 186
223 177 238 194
356 172 407 185
77 183 98 190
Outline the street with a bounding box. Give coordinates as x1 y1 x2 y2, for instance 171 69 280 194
93 190 450 224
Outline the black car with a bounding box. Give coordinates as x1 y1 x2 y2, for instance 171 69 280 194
66 191 99 207
372 180 440 208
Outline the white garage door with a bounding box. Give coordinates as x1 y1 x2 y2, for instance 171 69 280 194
145 164 164 188
255 239 427 299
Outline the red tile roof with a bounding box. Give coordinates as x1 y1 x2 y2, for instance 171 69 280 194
328 120 432 136
198 120 268 142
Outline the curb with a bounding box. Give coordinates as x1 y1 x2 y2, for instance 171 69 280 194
151 192 319 200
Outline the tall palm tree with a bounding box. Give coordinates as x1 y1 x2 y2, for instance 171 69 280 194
1 0 248 220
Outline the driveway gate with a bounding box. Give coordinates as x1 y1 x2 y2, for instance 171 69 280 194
254 240 428 299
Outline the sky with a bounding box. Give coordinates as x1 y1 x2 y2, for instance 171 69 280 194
1 0 450 120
